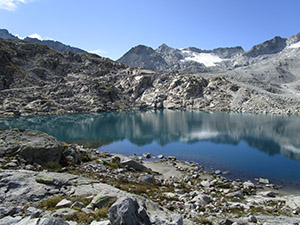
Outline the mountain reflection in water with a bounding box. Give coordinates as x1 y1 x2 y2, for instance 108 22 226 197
1 110 300 184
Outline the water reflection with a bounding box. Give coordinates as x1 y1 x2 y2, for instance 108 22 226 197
0 110 300 161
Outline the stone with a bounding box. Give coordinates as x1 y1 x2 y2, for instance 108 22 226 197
56 199 73 208
0 129 63 164
143 153 151 159
226 191 244 199
219 218 234 225
168 156 176 161
139 174 154 183
248 215 257 223
0 215 22 225
90 193 116 209
109 197 151 225
25 206 43 218
51 208 77 217
262 191 276 198
215 170 221 175
286 196 300 210
91 221 111 225
121 159 149 172
157 155 164 159
40 217 69 225
111 156 121 164
201 180 212 187
191 194 212 205
243 181 255 189
4 162 18 168
71 201 85 209
259 178 270 184
15 216 43 225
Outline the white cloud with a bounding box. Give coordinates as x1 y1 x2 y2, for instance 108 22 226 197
89 48 108 56
0 0 36 11
28 33 42 40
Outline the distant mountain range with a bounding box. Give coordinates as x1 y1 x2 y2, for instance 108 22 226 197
118 33 300 85
0 29 86 54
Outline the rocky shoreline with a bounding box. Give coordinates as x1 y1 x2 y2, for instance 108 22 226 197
0 129 299 225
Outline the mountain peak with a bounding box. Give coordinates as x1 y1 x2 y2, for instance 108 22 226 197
156 43 174 54
244 36 287 57
0 28 85 54
0 29 18 40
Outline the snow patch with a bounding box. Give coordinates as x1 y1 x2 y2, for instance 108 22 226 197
181 50 223 67
288 41 300 49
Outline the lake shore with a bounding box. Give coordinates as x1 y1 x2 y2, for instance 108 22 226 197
0 128 300 225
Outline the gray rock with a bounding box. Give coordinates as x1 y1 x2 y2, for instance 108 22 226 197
51 208 77 217
168 156 176 161
91 221 111 225
191 194 212 205
56 199 72 208
243 181 255 189
40 217 70 225
0 216 22 225
248 215 257 223
0 129 63 164
201 180 212 187
71 201 85 209
143 153 151 159
226 191 244 199
111 156 121 164
4 162 18 168
219 218 234 225
109 197 151 225
262 191 277 198
157 155 164 159
259 178 270 184
139 174 154 183
25 206 43 218
90 193 116 209
121 159 149 172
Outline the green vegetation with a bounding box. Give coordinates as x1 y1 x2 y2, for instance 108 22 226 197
39 196 63 210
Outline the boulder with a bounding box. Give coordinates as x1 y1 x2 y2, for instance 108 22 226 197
0 129 63 164
109 197 151 225
139 174 154 183
40 217 70 225
121 159 149 172
191 194 212 206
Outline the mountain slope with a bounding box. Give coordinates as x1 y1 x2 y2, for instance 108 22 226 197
118 43 244 71
1 35 300 118
0 29 86 53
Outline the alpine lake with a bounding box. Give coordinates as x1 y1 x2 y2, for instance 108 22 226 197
1 110 300 191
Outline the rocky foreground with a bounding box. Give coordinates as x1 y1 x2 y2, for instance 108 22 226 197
0 129 299 225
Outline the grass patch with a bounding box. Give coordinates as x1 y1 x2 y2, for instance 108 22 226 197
191 217 213 225
102 160 121 169
39 196 63 210
64 211 94 224
42 162 62 171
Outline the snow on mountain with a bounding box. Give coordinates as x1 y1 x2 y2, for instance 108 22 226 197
288 41 300 49
180 50 224 67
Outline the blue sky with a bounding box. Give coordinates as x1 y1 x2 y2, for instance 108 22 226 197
0 0 300 60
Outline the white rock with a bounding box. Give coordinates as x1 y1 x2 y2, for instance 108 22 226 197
56 199 72 208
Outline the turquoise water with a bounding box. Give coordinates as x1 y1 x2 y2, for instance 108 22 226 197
1 110 300 187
